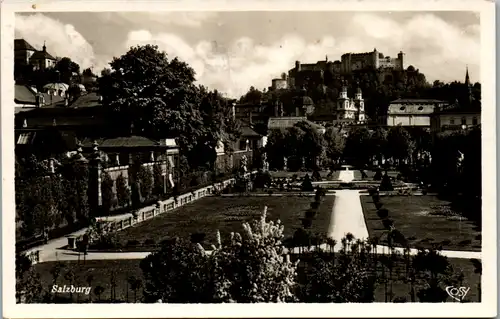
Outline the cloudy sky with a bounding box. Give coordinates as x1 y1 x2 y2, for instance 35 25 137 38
15 11 480 98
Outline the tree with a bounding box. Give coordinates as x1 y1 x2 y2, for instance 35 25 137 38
138 165 153 202
94 285 105 302
370 127 388 164
265 129 288 170
128 276 143 303
387 126 415 164
324 126 346 166
344 127 373 166
239 86 263 104
152 162 165 197
54 57 80 84
303 237 376 302
16 254 44 303
294 121 325 169
98 45 205 169
101 171 115 213
115 173 131 207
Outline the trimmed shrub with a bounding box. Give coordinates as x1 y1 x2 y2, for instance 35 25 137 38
376 208 389 219
312 169 321 182
310 201 320 210
374 202 384 210
382 218 394 230
305 209 317 219
379 172 394 191
373 169 382 181
301 174 314 192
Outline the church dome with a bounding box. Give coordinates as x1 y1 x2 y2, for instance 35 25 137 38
356 87 362 94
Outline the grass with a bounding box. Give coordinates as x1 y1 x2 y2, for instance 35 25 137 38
33 255 480 303
360 195 481 252
111 196 335 250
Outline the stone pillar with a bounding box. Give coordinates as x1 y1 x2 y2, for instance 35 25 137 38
115 154 120 166
150 151 155 162
88 141 102 218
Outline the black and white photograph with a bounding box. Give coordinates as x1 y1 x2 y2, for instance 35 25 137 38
1 0 496 318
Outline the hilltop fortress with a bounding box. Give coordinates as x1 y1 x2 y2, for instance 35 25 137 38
285 48 405 89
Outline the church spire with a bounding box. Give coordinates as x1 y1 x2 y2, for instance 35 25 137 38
42 40 46 52
465 65 470 86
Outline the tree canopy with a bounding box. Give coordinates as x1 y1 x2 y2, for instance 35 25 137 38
98 44 239 170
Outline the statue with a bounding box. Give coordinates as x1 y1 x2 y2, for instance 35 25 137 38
262 152 269 171
283 157 288 171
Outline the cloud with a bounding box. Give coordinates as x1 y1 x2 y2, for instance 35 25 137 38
16 12 479 98
15 13 110 73
117 12 217 28
124 12 479 98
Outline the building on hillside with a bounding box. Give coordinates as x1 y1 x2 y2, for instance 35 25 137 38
15 39 58 81
386 99 448 127
270 73 288 91
287 49 404 89
335 82 366 124
340 48 404 73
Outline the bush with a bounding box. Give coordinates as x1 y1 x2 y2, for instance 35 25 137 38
126 240 140 247
141 208 298 303
373 169 382 181
144 239 156 246
372 194 380 203
253 170 272 189
374 202 384 210
379 172 394 191
190 232 206 244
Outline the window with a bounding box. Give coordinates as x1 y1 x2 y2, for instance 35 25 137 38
400 106 406 111
450 118 455 125
473 117 478 125
418 106 424 111
461 117 467 125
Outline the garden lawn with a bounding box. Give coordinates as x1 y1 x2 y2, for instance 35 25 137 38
360 195 481 252
33 256 480 303
113 196 335 250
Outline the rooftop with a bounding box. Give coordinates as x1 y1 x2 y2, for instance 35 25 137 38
14 39 36 51
15 84 65 107
80 136 167 149
390 98 447 104
30 49 56 61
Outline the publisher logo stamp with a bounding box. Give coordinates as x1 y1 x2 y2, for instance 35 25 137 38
446 286 470 302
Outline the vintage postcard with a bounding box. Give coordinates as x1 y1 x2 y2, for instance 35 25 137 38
1 0 496 318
